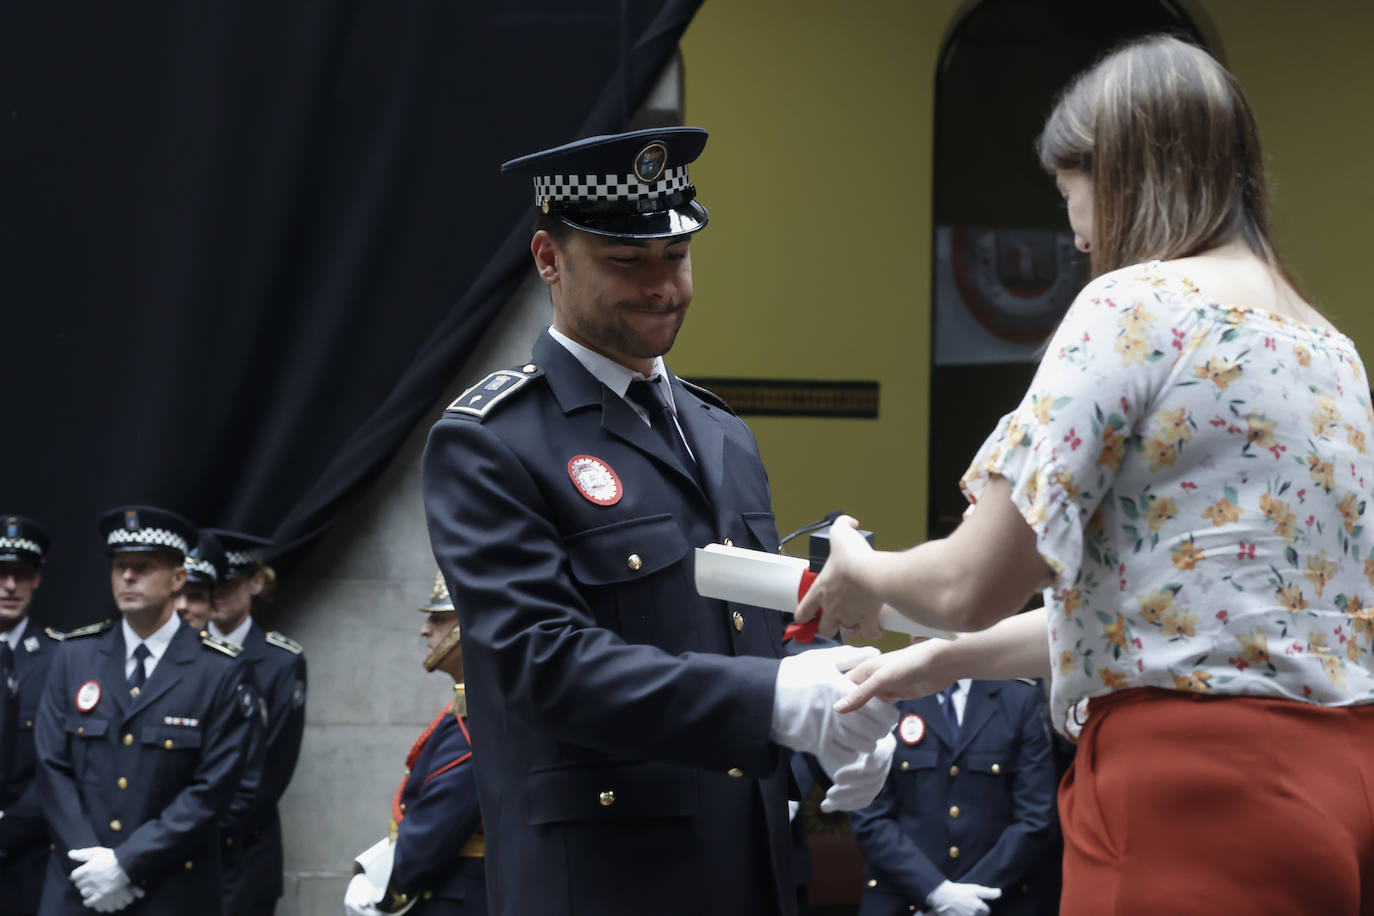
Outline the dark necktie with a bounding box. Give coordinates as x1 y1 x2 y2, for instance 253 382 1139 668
940 684 961 744
0 640 14 699
626 379 700 483
128 643 151 692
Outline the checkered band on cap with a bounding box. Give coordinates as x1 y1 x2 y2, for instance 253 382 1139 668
534 165 691 205
106 527 189 555
184 555 218 582
225 549 260 568
0 537 42 556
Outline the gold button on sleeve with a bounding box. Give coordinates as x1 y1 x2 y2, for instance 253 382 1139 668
77 726 84 735
948 805 960 818
627 554 642 571
732 611 744 632
867 879 877 888
949 845 960 859
117 777 128 790
184 860 194 870
727 768 743 778
122 733 134 746
900 761 910 771
25 719 32 728
948 764 959 777
598 790 615 807
991 763 1001 775
110 820 122 832
164 739 174 750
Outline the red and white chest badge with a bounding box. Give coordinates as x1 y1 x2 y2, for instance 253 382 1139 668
898 713 926 746
567 455 623 506
75 680 102 713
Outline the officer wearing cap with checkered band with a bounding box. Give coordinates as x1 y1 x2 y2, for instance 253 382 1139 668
33 506 255 915
0 516 60 916
343 572 485 916
422 128 899 916
198 529 305 916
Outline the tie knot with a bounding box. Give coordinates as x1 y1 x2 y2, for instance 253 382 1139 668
941 684 959 702
626 378 669 414
133 643 151 662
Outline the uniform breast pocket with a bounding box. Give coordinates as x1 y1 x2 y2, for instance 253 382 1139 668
526 760 698 826
740 512 780 555
893 745 939 776
965 750 1018 814
142 724 203 790
565 514 692 649
63 717 109 778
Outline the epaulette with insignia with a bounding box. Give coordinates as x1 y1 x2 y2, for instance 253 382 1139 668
265 631 304 655
444 364 541 420
201 633 243 658
679 379 736 416
53 620 114 641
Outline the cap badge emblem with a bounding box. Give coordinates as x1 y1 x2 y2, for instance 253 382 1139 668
567 455 623 507
898 712 926 745
124 510 140 530
633 142 668 183
5 518 16 538
75 679 102 713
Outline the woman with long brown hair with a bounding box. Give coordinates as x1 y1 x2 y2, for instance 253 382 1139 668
798 35 1374 913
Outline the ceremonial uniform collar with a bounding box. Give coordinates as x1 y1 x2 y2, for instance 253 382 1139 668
209 616 253 649
0 615 28 647
123 612 181 667
547 325 678 415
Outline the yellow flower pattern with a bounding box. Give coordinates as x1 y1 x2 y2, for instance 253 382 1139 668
958 261 1374 736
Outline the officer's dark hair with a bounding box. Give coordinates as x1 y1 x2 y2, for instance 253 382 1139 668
533 210 574 243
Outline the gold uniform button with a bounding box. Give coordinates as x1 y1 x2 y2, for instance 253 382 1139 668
948 764 959 777
117 777 128 790
225 837 233 847
949 845 960 859
949 805 960 818
123 733 134 746
404 768 411 777
399 803 406 813
76 726 84 735
424 891 434 900
184 860 194 870
523 363 537 374
777 545 786 555
900 761 910 771
732 611 744 632
25 720 32 728
991 763 1001 775
866 879 877 889
909 907 918 913
130 686 141 698
627 554 643 572
723 537 734 548
727 768 743 778
164 739 174 750
599 790 616 807
110 820 123 832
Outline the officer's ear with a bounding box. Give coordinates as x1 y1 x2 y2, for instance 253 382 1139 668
170 563 188 591
531 230 562 286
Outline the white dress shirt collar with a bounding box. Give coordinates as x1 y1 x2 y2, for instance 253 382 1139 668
123 612 181 679
547 326 677 413
0 616 28 647
209 616 253 649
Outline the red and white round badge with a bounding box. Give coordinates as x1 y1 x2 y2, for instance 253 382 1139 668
567 455 623 506
898 713 926 746
75 680 102 713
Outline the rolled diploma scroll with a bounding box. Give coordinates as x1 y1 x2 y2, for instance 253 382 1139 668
693 543 952 640
352 836 394 889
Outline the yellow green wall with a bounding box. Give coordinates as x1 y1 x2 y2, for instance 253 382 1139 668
677 1 1374 557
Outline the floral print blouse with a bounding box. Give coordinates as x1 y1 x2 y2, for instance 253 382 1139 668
962 261 1374 734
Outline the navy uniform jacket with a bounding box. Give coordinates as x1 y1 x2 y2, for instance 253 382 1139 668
422 332 794 916
220 624 306 915
34 619 254 916
849 680 1057 916
387 708 485 915
0 626 62 914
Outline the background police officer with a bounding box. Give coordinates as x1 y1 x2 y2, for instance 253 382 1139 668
34 505 255 914
422 126 898 916
0 516 58 916
344 572 484 916
201 529 305 916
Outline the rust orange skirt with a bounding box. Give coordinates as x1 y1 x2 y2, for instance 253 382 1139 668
1059 687 1374 915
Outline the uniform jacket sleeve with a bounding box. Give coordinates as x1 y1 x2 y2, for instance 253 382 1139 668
34 643 102 854
422 415 780 775
114 659 255 881
389 718 481 899
222 663 267 833
252 650 306 816
958 686 1057 891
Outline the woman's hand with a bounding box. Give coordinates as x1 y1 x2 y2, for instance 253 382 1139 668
833 639 955 713
794 515 885 640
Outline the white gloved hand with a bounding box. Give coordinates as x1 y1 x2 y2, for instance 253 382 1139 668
926 879 1001 916
817 730 897 812
771 645 896 752
343 873 384 916
68 847 136 912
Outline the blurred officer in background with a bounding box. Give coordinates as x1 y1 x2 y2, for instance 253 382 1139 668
0 516 58 916
201 529 305 916
35 505 255 914
344 571 484 916
849 676 1057 916
177 531 227 633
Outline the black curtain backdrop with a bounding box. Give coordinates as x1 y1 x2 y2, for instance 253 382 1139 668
3 1 703 629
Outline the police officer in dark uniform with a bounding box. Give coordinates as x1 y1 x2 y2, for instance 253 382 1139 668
849 678 1058 916
421 127 898 916
199 529 304 916
34 506 255 915
0 516 59 916
344 572 485 916
176 532 227 633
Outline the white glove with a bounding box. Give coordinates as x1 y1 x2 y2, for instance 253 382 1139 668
926 879 1001 916
772 645 900 811
344 873 384 916
67 847 138 912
